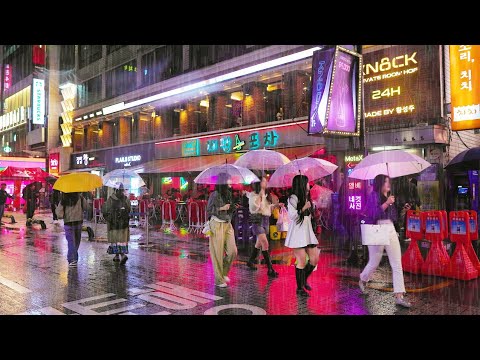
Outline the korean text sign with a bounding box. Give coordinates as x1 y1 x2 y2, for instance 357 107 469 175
450 45 480 131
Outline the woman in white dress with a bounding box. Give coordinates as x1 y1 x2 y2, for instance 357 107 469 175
284 174 319 297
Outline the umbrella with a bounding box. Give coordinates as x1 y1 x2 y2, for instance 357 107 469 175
46 175 58 184
268 157 338 188
53 173 103 193
445 147 480 171
348 150 431 180
0 166 33 180
234 149 291 170
194 163 260 185
310 184 333 209
102 168 146 188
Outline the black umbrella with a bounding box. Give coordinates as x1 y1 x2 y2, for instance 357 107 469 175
46 175 58 184
445 147 480 171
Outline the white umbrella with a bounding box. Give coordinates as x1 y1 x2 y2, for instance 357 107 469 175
194 163 260 185
348 150 431 180
103 168 146 188
234 149 291 170
268 157 338 188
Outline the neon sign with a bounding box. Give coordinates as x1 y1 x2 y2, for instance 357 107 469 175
206 130 279 154
32 78 45 125
348 195 362 210
115 155 141 167
180 177 188 190
162 177 173 184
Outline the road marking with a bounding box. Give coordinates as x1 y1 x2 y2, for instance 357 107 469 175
18 307 65 315
0 275 32 294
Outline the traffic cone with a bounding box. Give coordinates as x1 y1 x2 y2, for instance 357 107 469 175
446 242 478 280
421 240 450 277
402 239 424 274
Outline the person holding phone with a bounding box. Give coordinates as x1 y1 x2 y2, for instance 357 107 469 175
206 173 238 288
359 174 411 308
284 175 319 297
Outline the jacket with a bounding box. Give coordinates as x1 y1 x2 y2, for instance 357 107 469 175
0 189 13 205
247 191 273 217
57 196 87 224
207 190 234 222
363 191 398 225
102 193 131 230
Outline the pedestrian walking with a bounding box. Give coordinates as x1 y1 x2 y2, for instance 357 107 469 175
206 173 238 288
0 183 13 226
23 183 39 224
284 175 319 297
56 192 87 267
50 188 61 224
358 174 412 308
246 175 281 277
102 184 131 265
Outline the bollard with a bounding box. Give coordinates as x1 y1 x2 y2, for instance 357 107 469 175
139 211 153 248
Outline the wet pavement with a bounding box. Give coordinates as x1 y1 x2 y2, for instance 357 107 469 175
1 210 480 315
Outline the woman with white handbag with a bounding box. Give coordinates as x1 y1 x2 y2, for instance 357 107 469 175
359 175 412 308
284 175 319 297
246 176 283 277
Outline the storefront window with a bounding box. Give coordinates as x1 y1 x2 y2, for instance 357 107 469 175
78 45 102 68
155 45 183 82
77 75 102 108
106 45 126 54
105 60 137 98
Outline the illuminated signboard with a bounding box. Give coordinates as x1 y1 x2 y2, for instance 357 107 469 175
156 121 321 160
75 153 94 167
363 45 441 130
115 155 141 167
32 78 45 125
4 64 11 91
345 153 365 213
450 45 480 131
49 153 60 175
182 139 200 157
308 46 362 137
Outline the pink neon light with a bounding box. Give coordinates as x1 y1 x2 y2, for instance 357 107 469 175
155 120 308 145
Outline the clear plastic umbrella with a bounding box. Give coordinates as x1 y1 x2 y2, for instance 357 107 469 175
268 157 338 187
234 149 291 170
348 150 431 180
194 163 260 185
102 168 146 188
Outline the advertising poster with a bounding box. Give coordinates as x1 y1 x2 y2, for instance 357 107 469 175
308 47 336 135
425 218 441 234
451 219 467 235
417 180 439 210
326 51 357 133
407 217 421 233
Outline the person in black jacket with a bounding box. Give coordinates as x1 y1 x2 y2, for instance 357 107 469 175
23 183 39 224
0 183 13 226
50 188 61 224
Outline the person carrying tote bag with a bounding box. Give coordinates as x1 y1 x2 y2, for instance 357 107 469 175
358 174 412 308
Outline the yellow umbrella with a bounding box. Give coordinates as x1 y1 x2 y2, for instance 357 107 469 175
53 173 103 193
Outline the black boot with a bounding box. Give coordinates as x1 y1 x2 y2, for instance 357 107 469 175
262 250 279 278
304 262 315 290
247 247 259 270
295 267 309 297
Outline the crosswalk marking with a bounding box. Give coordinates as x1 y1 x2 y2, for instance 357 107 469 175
0 275 32 294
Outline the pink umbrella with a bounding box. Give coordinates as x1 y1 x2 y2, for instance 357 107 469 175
268 157 338 188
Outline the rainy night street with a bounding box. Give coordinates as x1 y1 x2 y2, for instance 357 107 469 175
0 210 479 316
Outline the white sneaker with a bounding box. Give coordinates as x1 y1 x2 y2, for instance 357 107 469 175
224 276 231 283
68 261 78 267
216 283 228 288
395 296 412 308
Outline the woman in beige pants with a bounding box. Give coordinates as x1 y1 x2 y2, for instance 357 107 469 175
206 173 238 288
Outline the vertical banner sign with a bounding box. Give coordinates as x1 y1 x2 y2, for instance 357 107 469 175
326 51 358 133
308 47 336 135
49 153 60 175
450 45 480 131
344 154 365 214
32 78 45 125
308 46 361 136
4 64 11 91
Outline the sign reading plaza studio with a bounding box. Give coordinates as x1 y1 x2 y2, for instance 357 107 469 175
308 46 362 137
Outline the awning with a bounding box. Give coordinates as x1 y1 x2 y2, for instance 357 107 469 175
130 145 322 174
60 167 104 175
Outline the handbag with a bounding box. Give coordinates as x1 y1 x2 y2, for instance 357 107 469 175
202 220 212 237
276 207 289 232
360 224 392 246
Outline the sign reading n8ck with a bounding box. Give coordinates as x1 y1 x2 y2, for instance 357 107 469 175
362 45 441 130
